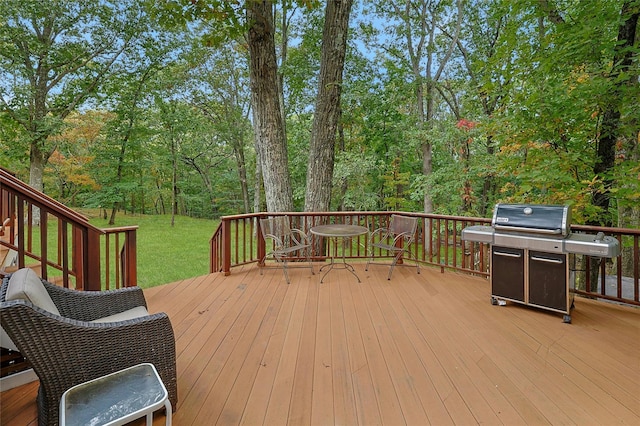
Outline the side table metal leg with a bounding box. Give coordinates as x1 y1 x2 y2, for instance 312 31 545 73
164 400 173 425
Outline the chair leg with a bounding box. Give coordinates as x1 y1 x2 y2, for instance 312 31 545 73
365 251 374 272
407 249 420 275
279 257 291 284
387 249 419 280
387 253 401 280
261 255 290 284
259 255 266 275
306 248 315 275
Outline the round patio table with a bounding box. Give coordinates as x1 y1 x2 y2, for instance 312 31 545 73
310 224 369 283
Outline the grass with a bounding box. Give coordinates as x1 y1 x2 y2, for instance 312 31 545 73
87 212 219 288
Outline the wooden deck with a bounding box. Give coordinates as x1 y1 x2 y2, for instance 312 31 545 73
2 263 639 425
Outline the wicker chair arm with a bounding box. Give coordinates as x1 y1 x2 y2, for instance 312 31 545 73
44 281 147 321
0 300 177 425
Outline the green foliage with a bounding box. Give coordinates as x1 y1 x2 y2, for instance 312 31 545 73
0 0 154 144
488 0 640 225
333 151 381 211
1 0 638 230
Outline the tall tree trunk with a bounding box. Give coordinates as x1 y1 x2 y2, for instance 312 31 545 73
247 0 293 212
337 119 348 211
171 134 178 227
589 2 638 227
277 1 291 142
618 9 640 277
233 145 251 214
423 80 434 213
304 0 353 213
252 106 263 214
581 2 637 290
28 140 47 225
391 0 462 213
108 133 128 225
480 135 497 217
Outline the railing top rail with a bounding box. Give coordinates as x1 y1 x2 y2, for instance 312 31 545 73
102 225 140 233
571 224 640 235
220 211 493 222
1 168 103 234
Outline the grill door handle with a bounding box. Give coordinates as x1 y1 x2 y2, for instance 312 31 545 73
530 256 564 264
494 251 522 258
494 224 562 235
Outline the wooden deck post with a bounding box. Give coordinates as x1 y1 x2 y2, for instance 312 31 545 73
257 216 266 267
84 228 102 291
122 228 137 287
222 217 231 275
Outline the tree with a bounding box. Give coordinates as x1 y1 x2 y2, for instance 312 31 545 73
586 2 638 227
372 0 462 213
187 42 254 214
444 0 517 216
149 0 296 212
247 1 294 212
90 28 179 225
493 0 639 226
304 0 354 213
0 0 150 202
46 111 103 204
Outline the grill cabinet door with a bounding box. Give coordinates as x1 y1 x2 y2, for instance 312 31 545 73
528 251 567 311
491 246 525 302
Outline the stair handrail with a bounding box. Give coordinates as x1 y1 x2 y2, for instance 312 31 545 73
0 168 137 289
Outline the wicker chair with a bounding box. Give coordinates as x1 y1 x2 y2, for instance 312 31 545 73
365 214 420 280
0 269 177 426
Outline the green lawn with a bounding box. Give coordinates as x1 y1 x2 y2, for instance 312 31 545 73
88 212 219 288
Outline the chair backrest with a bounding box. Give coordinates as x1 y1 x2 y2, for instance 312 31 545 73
389 215 418 241
3 268 61 316
260 216 292 241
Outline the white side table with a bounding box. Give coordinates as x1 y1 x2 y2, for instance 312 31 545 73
60 363 172 426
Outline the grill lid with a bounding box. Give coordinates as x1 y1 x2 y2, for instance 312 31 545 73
491 203 571 236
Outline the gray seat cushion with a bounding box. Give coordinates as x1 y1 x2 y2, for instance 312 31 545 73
5 268 61 316
91 306 149 323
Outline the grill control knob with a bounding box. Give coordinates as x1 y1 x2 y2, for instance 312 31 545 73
523 207 533 215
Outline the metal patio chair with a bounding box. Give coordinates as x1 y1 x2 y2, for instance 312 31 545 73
259 216 314 284
366 214 420 280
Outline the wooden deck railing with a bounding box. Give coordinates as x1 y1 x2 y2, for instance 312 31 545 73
210 211 640 307
0 169 137 290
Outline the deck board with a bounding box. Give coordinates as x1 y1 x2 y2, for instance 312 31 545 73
2 263 639 426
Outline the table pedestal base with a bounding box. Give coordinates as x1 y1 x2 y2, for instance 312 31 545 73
319 255 360 283
310 224 369 284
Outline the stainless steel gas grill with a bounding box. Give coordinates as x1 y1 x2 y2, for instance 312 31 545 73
462 203 620 323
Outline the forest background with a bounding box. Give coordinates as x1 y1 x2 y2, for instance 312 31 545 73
1 0 639 230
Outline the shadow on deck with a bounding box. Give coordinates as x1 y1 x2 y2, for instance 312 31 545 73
2 263 639 425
